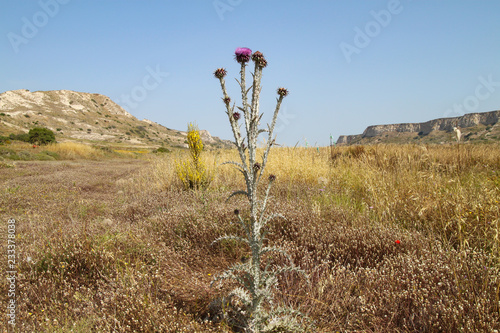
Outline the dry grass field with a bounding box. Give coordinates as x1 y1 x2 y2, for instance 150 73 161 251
1 143 499 332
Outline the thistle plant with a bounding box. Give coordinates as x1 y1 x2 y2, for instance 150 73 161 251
212 48 310 332
175 122 212 190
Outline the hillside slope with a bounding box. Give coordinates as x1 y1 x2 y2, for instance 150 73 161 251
337 110 500 145
0 89 231 149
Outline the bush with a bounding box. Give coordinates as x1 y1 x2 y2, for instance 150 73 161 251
153 147 170 154
9 132 30 142
175 123 212 190
0 136 9 144
28 127 56 145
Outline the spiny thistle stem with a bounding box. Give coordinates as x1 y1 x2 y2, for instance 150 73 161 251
215 72 250 186
238 62 252 135
259 92 286 181
213 48 309 332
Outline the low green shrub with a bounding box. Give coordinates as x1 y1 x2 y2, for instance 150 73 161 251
28 127 56 145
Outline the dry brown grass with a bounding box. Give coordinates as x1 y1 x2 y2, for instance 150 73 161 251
0 143 499 332
44 142 107 160
0 142 115 162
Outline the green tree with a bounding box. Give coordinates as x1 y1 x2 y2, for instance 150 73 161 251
28 127 56 145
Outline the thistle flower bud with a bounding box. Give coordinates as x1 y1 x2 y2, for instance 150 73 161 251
234 209 240 215
277 87 289 97
252 51 264 61
214 68 227 79
253 162 261 172
223 97 231 105
235 47 252 64
268 174 276 182
233 112 241 121
251 51 268 68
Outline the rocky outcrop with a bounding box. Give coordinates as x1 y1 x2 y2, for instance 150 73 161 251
337 134 362 145
0 89 233 148
0 89 133 118
337 110 500 144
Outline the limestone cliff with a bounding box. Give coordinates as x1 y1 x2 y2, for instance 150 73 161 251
337 110 500 145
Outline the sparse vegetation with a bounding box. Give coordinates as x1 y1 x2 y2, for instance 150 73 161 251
1 143 499 332
0 142 122 161
0 68 498 333
44 142 106 160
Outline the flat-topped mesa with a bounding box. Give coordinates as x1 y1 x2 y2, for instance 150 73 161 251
363 111 500 137
337 110 500 145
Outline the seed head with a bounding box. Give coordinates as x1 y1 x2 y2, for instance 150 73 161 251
214 68 227 79
235 47 252 64
277 87 289 97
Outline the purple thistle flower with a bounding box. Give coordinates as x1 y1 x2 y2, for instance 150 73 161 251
214 68 227 79
223 97 231 105
234 209 240 215
253 162 261 172
233 112 241 121
268 174 276 182
235 47 252 64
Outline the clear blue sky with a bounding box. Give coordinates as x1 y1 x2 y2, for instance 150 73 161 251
2 0 500 146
